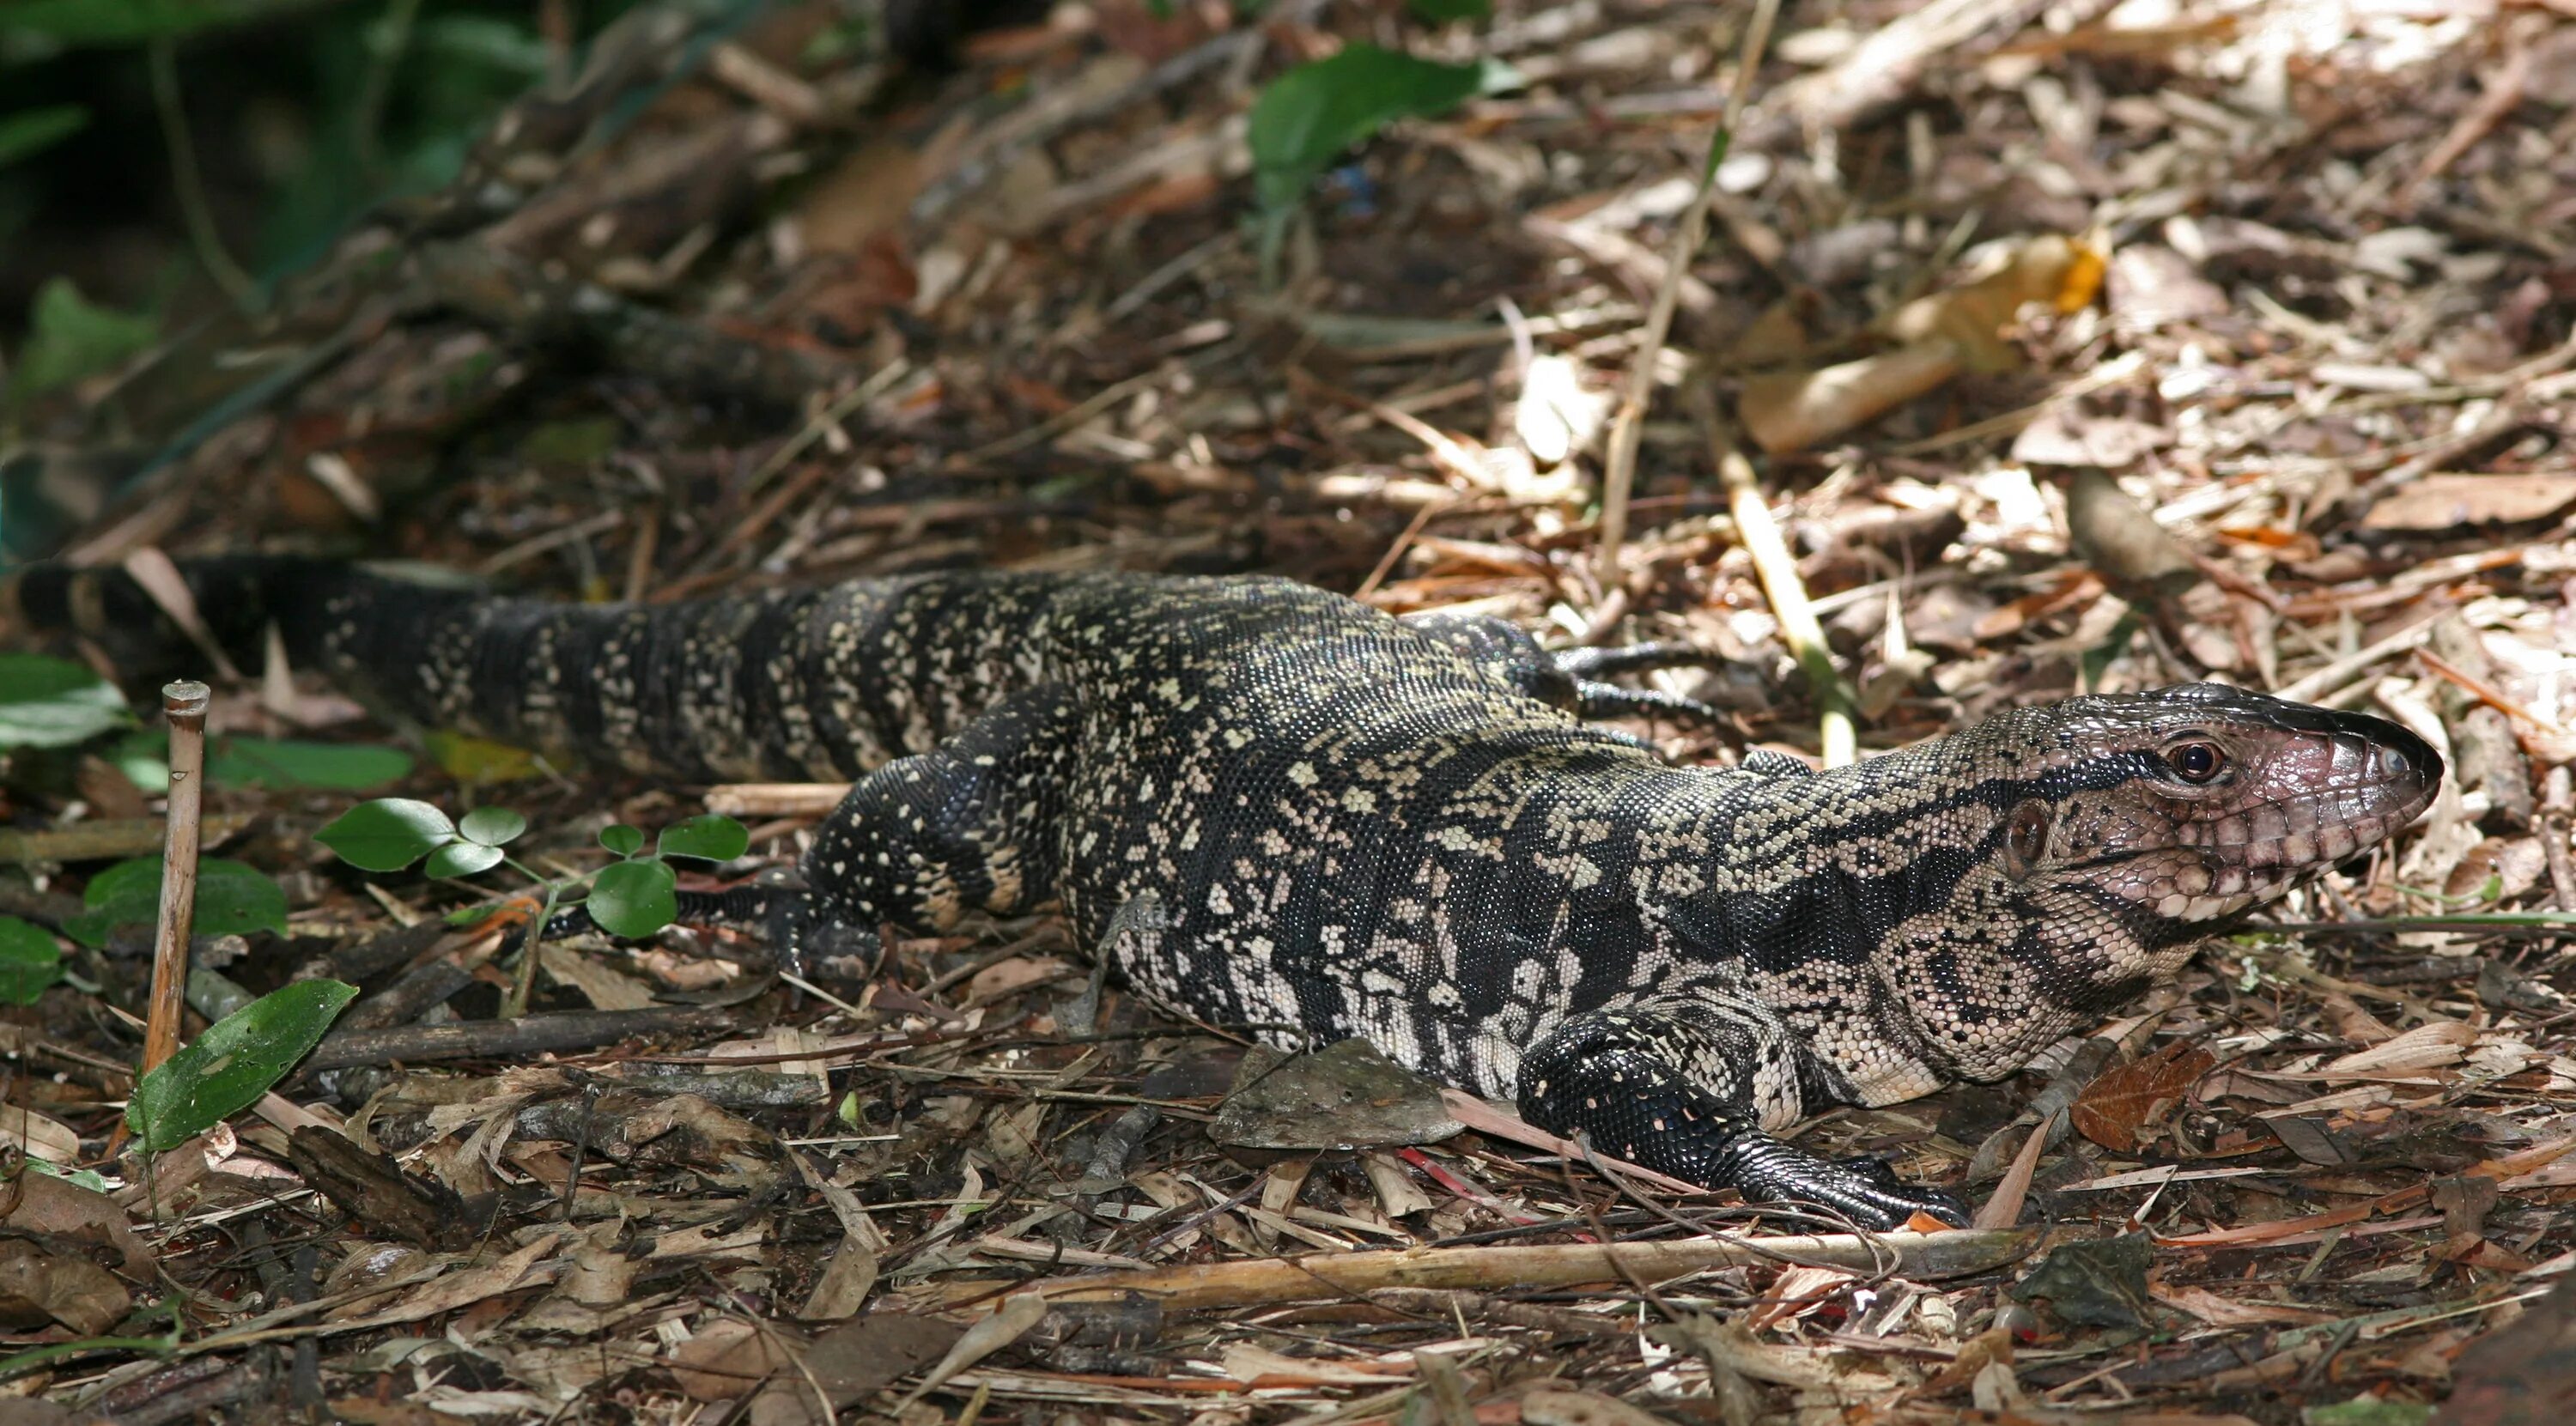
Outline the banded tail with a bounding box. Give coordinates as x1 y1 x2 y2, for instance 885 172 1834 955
2 557 1056 783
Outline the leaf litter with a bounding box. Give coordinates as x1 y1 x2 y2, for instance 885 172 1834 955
0 0 2571 1422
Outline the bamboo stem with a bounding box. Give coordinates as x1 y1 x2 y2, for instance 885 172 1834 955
1701 409 1857 766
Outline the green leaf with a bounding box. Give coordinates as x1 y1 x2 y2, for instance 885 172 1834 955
1406 0 1490 19
598 824 646 858
110 728 171 794
11 278 158 402
125 979 356 1151
457 807 526 847
23 1161 112 1193
0 106 86 168
0 918 63 1005
586 859 676 938
61 858 288 949
423 840 505 879
0 653 129 749
1248 46 1516 213
656 814 747 864
316 798 455 872
210 737 413 792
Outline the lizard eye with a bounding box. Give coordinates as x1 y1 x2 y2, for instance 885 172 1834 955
2166 741 2225 783
2004 802 2051 877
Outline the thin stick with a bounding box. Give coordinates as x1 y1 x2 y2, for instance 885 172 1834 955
143 682 211 1075
922 1228 2036 1314
1353 502 1440 602
1595 0 1781 591
1703 402 1856 766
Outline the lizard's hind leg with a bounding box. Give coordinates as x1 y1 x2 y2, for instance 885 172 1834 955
546 685 1076 978
1402 611 1727 727
799 683 1079 938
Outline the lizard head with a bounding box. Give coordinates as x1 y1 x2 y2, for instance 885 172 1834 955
1870 683 2441 1080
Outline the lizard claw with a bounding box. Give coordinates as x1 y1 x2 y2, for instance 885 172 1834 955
1571 681 1728 727
1820 1154 1972 1229
1726 1139 1971 1230
1814 1154 1971 1228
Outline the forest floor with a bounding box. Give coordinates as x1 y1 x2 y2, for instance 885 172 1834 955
6 0 2576 1423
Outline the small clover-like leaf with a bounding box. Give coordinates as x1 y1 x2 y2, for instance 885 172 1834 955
317 798 456 872
656 814 748 864
423 840 506 880
586 859 677 938
125 979 357 1152
598 824 646 858
0 918 64 1005
458 807 527 847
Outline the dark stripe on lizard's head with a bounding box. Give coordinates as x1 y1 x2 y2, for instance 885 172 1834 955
1699 683 2440 1086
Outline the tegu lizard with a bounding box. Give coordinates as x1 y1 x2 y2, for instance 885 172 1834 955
5 558 2440 1226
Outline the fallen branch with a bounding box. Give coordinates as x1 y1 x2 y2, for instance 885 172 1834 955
921 1229 2036 1313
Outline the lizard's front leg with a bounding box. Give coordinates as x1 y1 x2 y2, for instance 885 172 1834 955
1518 995 1968 1229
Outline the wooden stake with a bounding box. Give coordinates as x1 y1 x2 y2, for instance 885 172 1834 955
143 681 210 1075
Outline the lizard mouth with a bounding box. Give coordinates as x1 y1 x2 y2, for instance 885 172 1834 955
2059 706 2442 924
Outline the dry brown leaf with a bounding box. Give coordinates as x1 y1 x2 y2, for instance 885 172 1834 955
2072 1042 2218 1153
2150 1283 2339 1327
2 1168 155 1279
1875 233 2104 369
2364 472 2576 532
748 1311 966 1426
2318 1021 2477 1078
0 1238 130 1335
0 1106 87 1171
670 1318 807 1402
963 955 1078 1002
1740 342 1959 454
1521 1387 1680 1426
889 1292 1049 1412
795 140 925 257
325 1232 561 1332
1972 1118 2049 1230
1223 1344 1413 1386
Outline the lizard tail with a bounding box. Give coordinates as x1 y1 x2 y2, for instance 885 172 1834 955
3 555 414 691
1 555 1012 784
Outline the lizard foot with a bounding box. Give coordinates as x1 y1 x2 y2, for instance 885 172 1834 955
1520 1006 1969 1231
1717 1140 1969 1230
1554 643 1728 727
